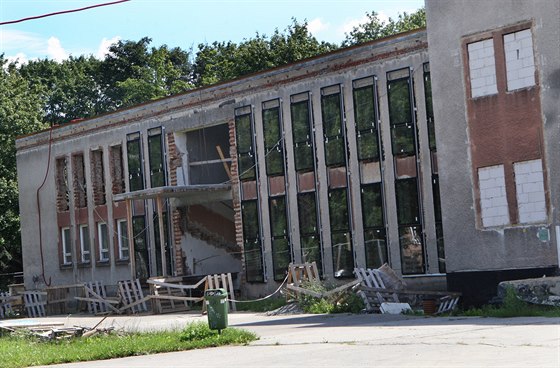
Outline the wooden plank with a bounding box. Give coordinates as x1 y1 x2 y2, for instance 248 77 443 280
216 145 232 180
135 279 147 311
323 280 361 298
82 285 120 313
156 196 167 277
151 295 203 302
358 286 461 297
118 295 153 313
147 278 206 290
227 273 236 312
311 262 320 280
286 284 323 299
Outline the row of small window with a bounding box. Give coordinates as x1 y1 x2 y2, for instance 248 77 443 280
467 28 536 98
60 219 129 265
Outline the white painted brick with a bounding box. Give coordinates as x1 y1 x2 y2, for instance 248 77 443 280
518 66 535 78
503 33 515 43
523 76 536 86
516 29 531 40
505 29 535 91
468 41 484 51
479 165 510 227
470 58 485 70
523 57 534 67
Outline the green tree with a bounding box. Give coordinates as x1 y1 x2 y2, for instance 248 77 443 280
343 8 426 46
0 58 47 288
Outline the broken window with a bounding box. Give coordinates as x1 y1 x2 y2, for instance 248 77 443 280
153 211 172 276
56 157 69 211
110 145 125 195
97 222 109 262
235 108 256 181
321 86 345 167
148 127 166 188
424 63 446 273
117 219 129 260
187 124 231 185
262 100 284 177
242 200 263 282
79 224 91 263
127 133 144 192
298 192 322 274
395 179 425 274
328 188 354 277
61 227 72 265
90 149 106 206
361 184 388 268
388 72 415 157
291 94 315 172
269 196 290 281
72 153 87 208
353 78 380 161
133 215 149 279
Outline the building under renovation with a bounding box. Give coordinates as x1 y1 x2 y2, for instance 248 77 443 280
15 0 560 303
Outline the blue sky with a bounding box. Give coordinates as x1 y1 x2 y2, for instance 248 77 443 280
1 0 424 64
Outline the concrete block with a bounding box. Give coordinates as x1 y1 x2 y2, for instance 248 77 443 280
503 33 515 44
380 302 412 314
498 276 560 307
468 40 484 51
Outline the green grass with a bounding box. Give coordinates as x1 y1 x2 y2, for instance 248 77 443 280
458 288 560 318
0 322 257 368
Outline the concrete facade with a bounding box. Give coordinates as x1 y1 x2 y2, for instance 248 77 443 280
426 0 560 303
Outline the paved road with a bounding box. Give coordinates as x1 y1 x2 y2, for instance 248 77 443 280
7 312 558 368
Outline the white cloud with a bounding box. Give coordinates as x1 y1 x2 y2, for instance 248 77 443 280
47 37 68 62
0 29 44 53
5 53 29 66
96 36 121 59
308 18 329 35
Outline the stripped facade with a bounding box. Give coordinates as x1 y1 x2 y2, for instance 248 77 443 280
17 30 448 295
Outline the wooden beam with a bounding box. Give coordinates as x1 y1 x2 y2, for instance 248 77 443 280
216 145 232 180
156 195 167 276
125 199 135 279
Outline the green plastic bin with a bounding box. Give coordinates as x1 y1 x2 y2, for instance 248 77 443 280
205 288 228 333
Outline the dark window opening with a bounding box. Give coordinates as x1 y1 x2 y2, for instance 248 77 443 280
364 228 387 269
110 145 125 195
432 176 446 273
353 83 380 162
361 184 388 268
153 211 172 276
187 124 231 185
398 225 425 275
291 98 314 172
56 157 70 211
423 63 437 152
235 112 256 181
321 90 345 167
328 188 354 277
298 192 322 274
262 103 284 177
132 215 149 279
127 133 144 192
241 200 263 282
269 196 290 281
148 128 166 188
388 73 416 157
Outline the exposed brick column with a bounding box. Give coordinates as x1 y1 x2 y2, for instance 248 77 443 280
229 119 245 285
167 132 184 275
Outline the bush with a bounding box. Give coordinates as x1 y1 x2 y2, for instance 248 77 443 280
299 280 364 314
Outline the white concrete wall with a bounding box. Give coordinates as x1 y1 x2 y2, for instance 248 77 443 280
478 165 510 227
504 29 535 91
514 159 546 224
468 39 498 98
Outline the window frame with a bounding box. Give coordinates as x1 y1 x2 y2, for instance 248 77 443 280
126 132 144 192
97 222 110 262
79 224 91 263
61 227 72 265
148 127 166 188
117 219 129 260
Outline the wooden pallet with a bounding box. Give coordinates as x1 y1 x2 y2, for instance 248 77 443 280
118 279 148 314
0 291 14 318
204 273 236 312
148 276 205 314
22 291 47 317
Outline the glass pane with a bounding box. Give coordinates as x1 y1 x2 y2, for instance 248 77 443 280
235 114 253 153
294 143 313 172
321 93 342 138
301 235 322 276
291 100 310 143
148 134 165 187
432 176 442 222
391 123 415 156
298 192 317 235
266 147 284 176
399 225 425 275
428 118 436 152
133 216 149 279
242 200 260 239
388 78 412 125
357 130 379 161
395 178 420 225
328 189 349 232
436 222 446 273
244 238 264 282
332 232 354 278
361 184 384 228
364 228 388 269
424 71 434 122
353 86 376 131
272 237 290 281
127 139 143 191
118 221 129 259
269 196 287 238
238 153 256 181
263 108 281 149
324 137 345 167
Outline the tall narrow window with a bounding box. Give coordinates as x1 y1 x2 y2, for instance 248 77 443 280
291 94 314 172
388 68 425 275
153 211 172 276
235 108 256 181
133 215 149 279
148 127 166 188
127 133 144 191
117 219 129 260
61 227 72 265
467 39 497 98
110 145 125 195
97 222 109 262
79 224 90 263
262 100 284 177
72 153 87 208
91 149 106 206
242 200 264 282
503 29 535 91
424 63 446 273
328 188 354 278
321 86 345 167
298 192 322 274
269 196 290 281
353 76 388 269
